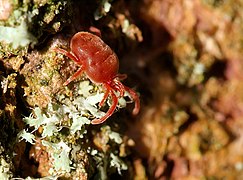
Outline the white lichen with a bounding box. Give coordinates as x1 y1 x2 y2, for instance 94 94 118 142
78 80 93 97
108 131 123 144
88 126 127 176
18 129 36 145
42 124 59 138
18 79 130 177
73 96 105 119
94 0 112 20
110 153 128 175
70 115 90 134
86 93 104 106
23 105 61 133
0 20 37 49
42 140 71 174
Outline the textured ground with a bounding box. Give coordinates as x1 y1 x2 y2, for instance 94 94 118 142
1 0 243 179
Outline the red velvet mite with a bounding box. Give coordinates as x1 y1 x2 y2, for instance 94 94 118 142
54 32 140 124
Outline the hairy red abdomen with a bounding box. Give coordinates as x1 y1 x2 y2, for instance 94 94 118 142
70 32 119 83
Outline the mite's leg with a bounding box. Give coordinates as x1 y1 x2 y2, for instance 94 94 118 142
53 47 80 64
113 81 125 97
91 85 118 124
123 85 140 115
53 47 84 85
99 84 110 107
115 74 127 81
89 26 102 37
63 66 84 86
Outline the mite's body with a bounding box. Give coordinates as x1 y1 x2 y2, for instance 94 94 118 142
54 32 140 124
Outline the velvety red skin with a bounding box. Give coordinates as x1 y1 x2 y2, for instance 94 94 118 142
70 32 119 83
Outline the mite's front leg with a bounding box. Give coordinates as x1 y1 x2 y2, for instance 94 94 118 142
53 47 80 64
63 66 84 86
